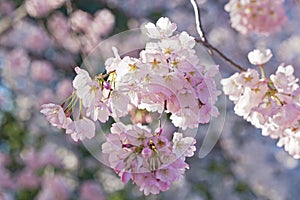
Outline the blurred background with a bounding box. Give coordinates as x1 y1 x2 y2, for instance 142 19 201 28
1 0 300 199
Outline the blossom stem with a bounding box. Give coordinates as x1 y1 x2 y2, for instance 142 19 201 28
64 95 78 113
79 99 83 119
190 0 246 72
273 95 284 106
259 64 265 79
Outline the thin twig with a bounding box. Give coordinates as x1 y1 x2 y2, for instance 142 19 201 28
190 0 246 72
198 39 247 72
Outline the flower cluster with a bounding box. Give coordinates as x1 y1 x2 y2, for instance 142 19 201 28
104 17 220 130
221 49 300 158
40 17 219 194
47 9 115 55
224 0 287 35
40 17 220 142
102 122 196 195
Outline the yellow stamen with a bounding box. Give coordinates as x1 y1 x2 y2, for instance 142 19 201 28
129 63 137 71
244 76 253 82
165 48 172 54
171 59 180 68
149 58 161 69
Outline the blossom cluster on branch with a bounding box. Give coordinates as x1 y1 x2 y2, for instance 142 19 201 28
225 0 287 35
102 122 196 195
4 0 297 197
221 49 300 159
40 17 220 195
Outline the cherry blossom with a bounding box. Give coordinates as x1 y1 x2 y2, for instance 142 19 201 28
222 48 300 159
73 67 102 109
248 49 273 66
40 103 69 129
40 17 220 194
102 122 196 195
145 17 177 39
225 0 287 35
66 117 96 142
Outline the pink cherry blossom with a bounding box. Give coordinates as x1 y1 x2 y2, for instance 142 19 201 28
270 64 299 94
222 52 300 159
73 67 102 108
102 122 196 195
145 17 177 39
103 18 220 129
66 117 95 142
248 49 273 65
225 0 287 35
40 103 69 129
39 17 222 195
172 132 196 157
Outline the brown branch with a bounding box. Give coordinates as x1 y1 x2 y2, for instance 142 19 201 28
196 39 246 72
190 0 246 72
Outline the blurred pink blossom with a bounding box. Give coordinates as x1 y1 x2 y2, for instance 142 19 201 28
80 181 105 200
0 21 52 52
16 169 40 189
2 48 30 77
0 0 15 15
21 146 62 170
225 0 287 35
31 60 55 82
38 89 55 107
70 10 92 33
36 175 70 200
25 0 65 17
56 79 73 100
90 9 115 37
0 167 14 189
47 12 80 53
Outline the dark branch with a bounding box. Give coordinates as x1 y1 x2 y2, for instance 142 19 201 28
196 39 246 72
190 0 246 72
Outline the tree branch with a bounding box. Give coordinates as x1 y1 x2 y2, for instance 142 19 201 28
190 0 246 72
